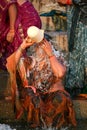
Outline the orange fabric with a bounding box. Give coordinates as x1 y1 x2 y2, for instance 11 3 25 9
76 94 87 100
6 52 17 101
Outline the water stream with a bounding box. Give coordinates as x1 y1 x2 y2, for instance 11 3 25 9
0 120 87 130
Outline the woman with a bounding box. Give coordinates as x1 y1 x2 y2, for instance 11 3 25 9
6 26 76 129
0 0 42 70
57 0 87 97
0 0 17 70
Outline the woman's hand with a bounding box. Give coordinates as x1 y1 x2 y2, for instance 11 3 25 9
41 38 54 57
20 37 34 50
6 30 15 43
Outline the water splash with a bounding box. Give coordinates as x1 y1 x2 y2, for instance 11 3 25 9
0 124 16 130
42 126 69 130
0 123 70 130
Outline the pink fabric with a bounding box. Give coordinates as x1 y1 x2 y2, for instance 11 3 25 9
17 1 42 38
0 0 17 69
0 0 42 70
0 0 17 52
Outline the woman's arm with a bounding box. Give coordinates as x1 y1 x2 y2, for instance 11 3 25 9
49 55 66 78
41 39 66 79
9 3 17 30
6 37 36 94
6 3 17 43
15 37 34 65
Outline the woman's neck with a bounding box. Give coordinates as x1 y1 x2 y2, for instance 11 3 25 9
17 0 27 5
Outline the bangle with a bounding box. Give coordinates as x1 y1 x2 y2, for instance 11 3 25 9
9 29 15 33
18 46 24 53
66 0 72 5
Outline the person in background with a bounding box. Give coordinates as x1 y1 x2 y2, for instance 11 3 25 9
0 0 17 70
6 26 76 129
0 0 42 70
56 0 87 97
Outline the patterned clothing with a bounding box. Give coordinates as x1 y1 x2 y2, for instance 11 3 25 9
17 1 41 38
6 42 76 128
0 0 41 70
65 3 87 95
